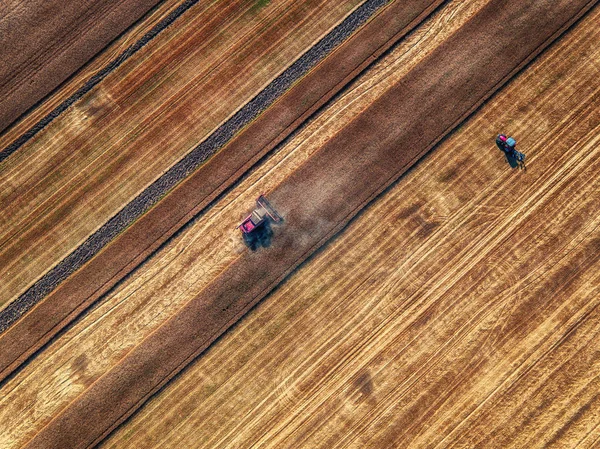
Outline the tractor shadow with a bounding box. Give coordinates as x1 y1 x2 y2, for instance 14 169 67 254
497 145 526 171
242 221 274 251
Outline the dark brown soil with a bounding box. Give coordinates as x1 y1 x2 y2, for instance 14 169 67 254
22 0 598 448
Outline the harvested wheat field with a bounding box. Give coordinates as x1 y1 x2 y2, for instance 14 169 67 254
0 0 370 313
0 0 599 448
0 0 442 382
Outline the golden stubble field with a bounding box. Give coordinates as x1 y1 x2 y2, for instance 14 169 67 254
99 5 600 448
0 0 364 311
1 0 599 448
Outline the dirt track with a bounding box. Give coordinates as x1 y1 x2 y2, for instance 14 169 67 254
0 0 161 133
0 0 444 385
16 0 597 447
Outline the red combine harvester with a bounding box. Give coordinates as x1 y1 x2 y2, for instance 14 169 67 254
237 195 282 248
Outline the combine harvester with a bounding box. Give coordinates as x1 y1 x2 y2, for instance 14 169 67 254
238 195 282 249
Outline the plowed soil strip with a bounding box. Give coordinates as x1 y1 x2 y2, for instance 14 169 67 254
0 0 162 135
0 0 443 381
22 1 597 448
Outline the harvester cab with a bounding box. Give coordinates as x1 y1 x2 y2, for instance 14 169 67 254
237 195 282 249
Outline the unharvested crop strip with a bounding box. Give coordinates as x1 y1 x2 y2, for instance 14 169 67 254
0 0 444 381
21 0 598 447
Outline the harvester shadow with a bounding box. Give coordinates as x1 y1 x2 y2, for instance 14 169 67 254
243 221 275 251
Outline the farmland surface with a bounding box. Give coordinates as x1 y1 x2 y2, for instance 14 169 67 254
0 0 162 132
0 0 443 382
0 0 365 311
1 0 599 448
101 5 600 446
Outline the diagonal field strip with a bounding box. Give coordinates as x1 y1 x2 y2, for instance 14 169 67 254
0 0 380 313
0 0 445 382
20 0 599 448
0 0 163 137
